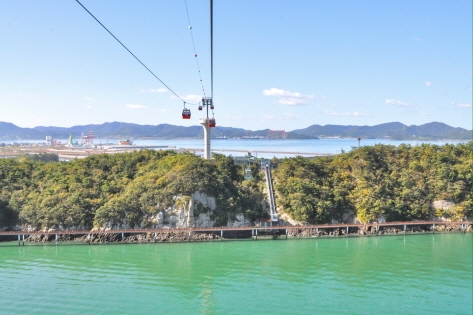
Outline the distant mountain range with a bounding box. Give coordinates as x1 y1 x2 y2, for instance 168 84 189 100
291 122 471 140
0 121 470 141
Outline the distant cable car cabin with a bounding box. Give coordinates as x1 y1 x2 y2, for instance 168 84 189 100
182 108 191 119
208 118 216 128
198 105 203 111
210 104 214 110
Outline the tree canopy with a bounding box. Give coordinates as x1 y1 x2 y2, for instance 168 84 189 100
272 143 471 223
0 142 470 229
0 150 266 229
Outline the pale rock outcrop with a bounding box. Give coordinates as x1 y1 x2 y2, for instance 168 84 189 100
432 200 457 221
228 213 251 227
152 191 257 228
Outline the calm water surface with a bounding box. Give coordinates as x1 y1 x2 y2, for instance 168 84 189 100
1 233 471 314
5 138 465 158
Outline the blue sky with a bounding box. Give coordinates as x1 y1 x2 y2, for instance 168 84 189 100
1 0 471 130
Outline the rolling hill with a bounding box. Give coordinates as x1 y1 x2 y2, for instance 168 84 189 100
0 121 470 141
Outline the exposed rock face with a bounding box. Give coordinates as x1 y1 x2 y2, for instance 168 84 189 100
431 200 459 221
154 192 216 228
148 192 249 229
434 224 465 232
433 200 455 211
25 232 222 243
121 232 221 243
227 213 251 227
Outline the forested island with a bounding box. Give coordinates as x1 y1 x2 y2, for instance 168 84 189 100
0 142 470 231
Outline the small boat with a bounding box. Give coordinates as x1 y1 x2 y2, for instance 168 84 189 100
118 139 133 145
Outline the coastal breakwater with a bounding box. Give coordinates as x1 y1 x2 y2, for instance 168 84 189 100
1 221 471 245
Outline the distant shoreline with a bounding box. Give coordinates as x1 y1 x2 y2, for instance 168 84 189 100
1 121 471 141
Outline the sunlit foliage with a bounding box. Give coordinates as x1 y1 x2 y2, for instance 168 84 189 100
0 150 266 229
273 143 471 223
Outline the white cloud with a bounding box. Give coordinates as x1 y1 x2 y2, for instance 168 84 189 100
385 99 414 107
263 88 299 97
457 103 471 108
86 105 92 109
279 98 311 105
140 88 168 93
85 96 96 102
263 88 315 105
324 110 364 117
126 104 149 109
425 81 433 87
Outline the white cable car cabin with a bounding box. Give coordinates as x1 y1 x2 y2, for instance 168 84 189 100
182 108 191 119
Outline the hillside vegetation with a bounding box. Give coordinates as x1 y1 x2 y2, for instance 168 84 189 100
0 151 266 230
273 142 471 223
0 143 470 230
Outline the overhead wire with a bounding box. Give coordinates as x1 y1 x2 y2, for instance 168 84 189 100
75 0 198 105
184 0 207 98
210 0 213 99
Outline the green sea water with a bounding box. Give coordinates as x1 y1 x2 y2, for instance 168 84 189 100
1 233 471 315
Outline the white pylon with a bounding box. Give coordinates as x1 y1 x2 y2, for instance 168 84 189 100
199 118 211 159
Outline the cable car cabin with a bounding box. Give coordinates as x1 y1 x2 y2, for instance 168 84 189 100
182 109 191 119
210 104 214 110
208 118 216 128
198 105 203 111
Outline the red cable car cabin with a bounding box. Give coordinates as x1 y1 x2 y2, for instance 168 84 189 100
210 104 214 110
208 118 216 128
198 105 203 111
182 109 191 119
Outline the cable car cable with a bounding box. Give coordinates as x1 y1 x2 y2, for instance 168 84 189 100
210 0 213 99
184 0 206 97
75 0 197 104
